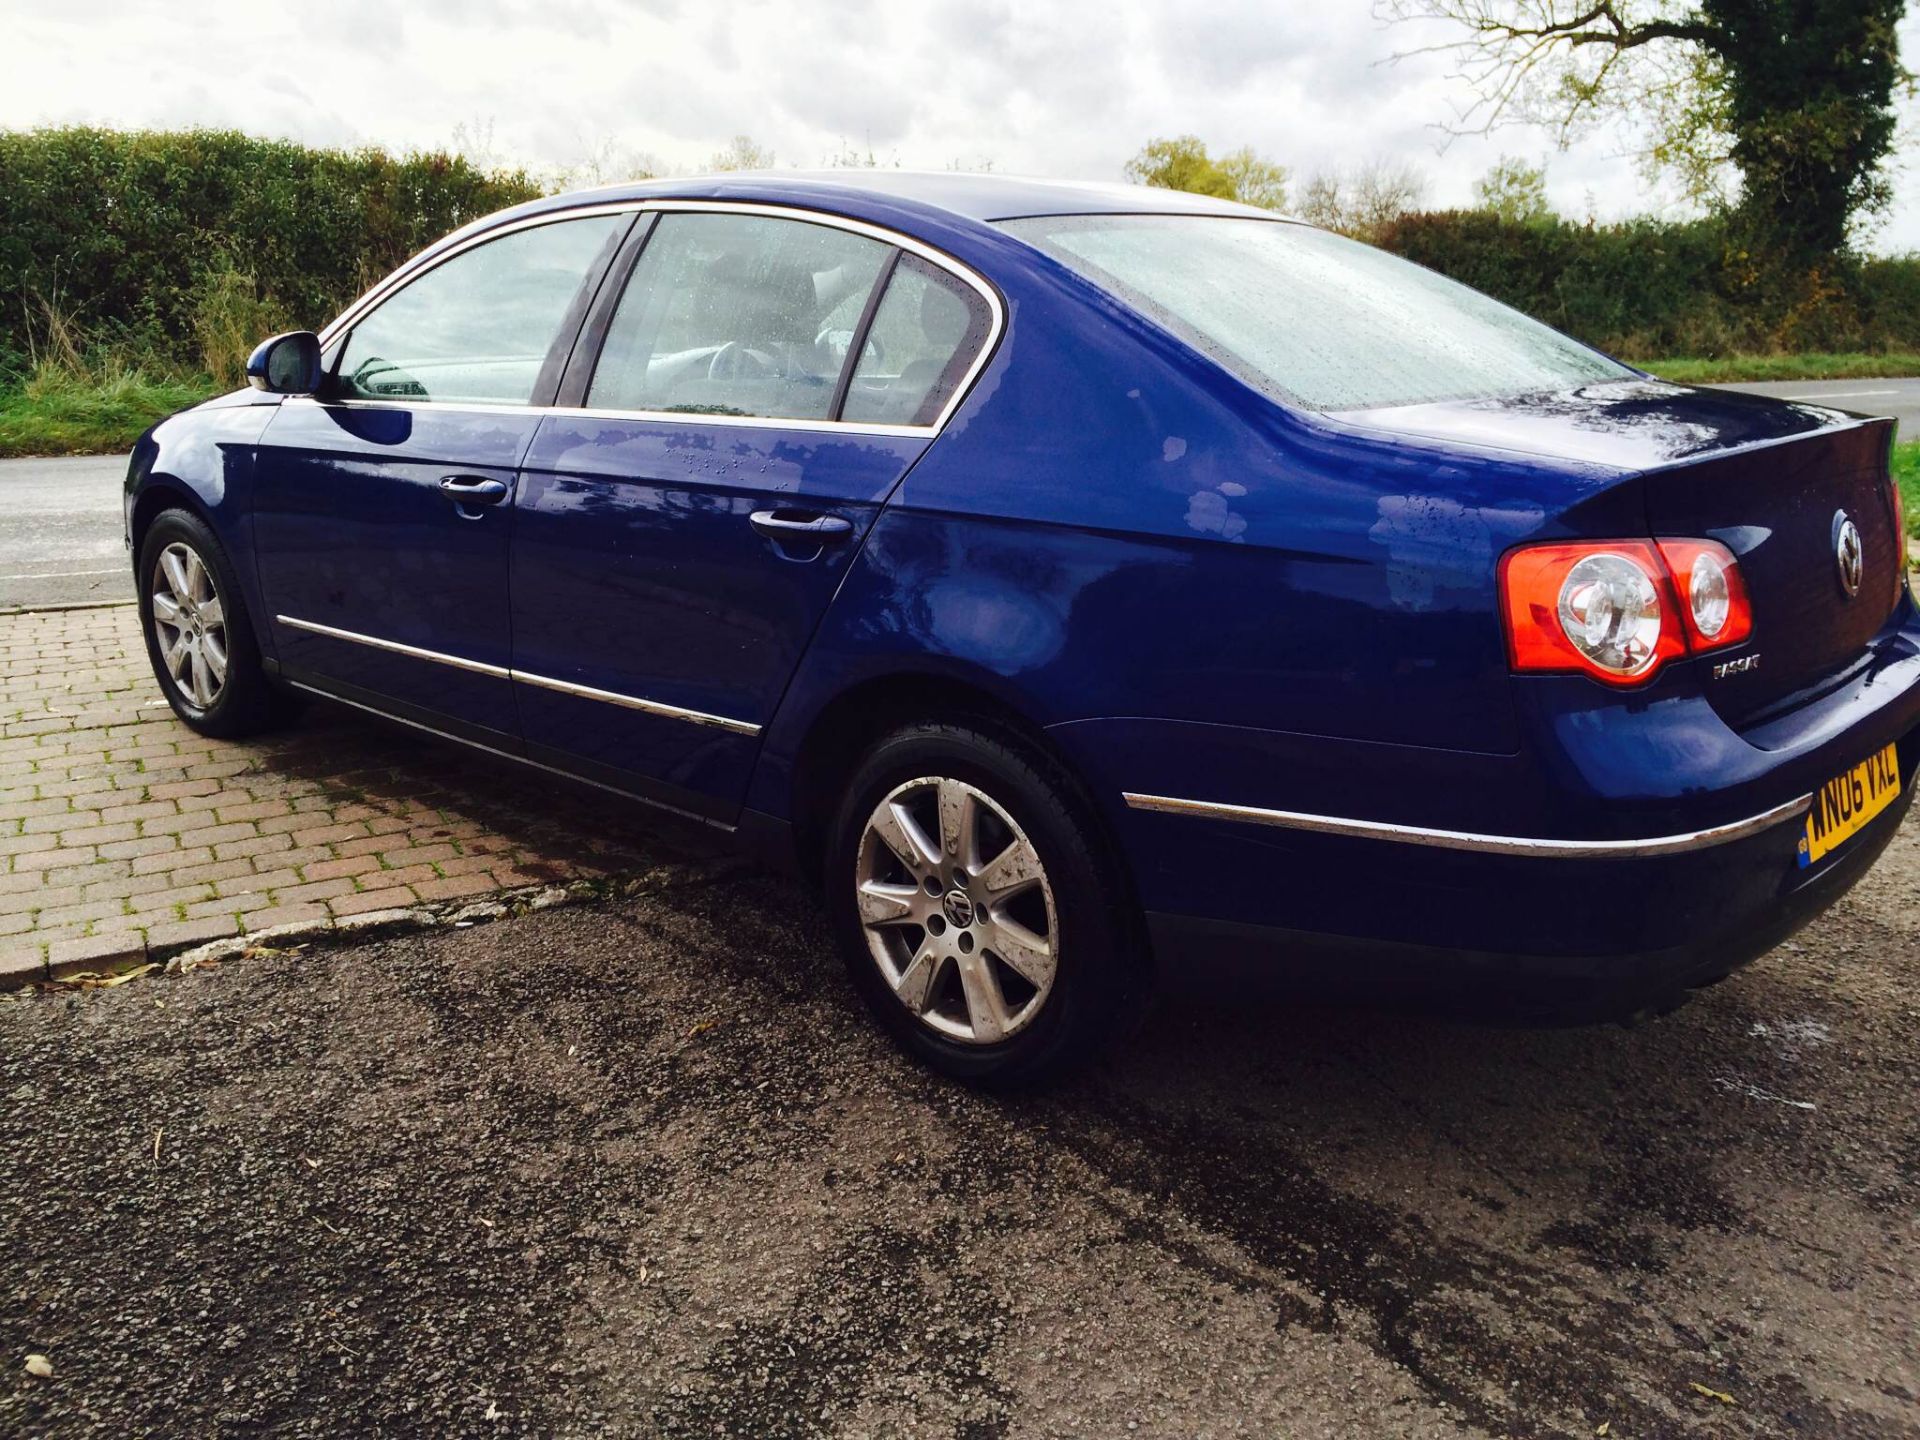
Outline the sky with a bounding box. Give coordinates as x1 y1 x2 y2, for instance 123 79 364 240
5 0 1918 253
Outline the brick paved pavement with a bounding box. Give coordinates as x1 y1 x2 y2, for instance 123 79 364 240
2 605 687 983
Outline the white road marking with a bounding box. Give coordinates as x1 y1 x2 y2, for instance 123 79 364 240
1780 388 1901 401
0 566 126 581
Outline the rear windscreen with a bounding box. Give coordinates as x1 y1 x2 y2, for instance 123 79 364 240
1000 213 1633 412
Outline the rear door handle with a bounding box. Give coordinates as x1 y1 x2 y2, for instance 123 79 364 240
749 509 854 541
439 475 510 507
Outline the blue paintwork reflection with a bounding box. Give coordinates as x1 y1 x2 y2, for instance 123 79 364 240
511 415 927 812
251 400 536 738
125 398 279 625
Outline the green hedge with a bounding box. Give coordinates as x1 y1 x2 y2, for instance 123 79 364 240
1375 210 1920 359
0 127 541 376
8 127 1920 378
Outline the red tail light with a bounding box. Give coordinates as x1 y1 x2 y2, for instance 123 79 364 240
1500 539 1751 686
1656 539 1752 649
1889 473 1911 605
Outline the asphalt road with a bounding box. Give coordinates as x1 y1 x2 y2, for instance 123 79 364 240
1710 376 1920 435
0 455 129 610
5 809 1919 1436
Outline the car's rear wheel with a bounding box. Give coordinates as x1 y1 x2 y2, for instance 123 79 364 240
825 721 1145 1086
137 509 290 739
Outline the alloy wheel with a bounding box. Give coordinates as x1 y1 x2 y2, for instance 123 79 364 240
854 775 1059 1044
150 541 228 710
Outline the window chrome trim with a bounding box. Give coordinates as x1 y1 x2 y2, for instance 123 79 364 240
280 394 934 440
313 197 1006 439
275 614 761 736
284 681 731 831
1120 790 1816 859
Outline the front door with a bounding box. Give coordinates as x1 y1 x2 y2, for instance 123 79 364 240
511 209 996 817
252 211 629 742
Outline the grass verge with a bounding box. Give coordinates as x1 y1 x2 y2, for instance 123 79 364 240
1893 441 1920 538
1640 353 1920 385
2 350 1915 513
0 363 214 459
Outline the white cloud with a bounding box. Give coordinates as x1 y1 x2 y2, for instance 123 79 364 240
4 0 1917 251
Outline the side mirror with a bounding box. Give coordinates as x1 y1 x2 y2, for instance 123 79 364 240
246 331 324 395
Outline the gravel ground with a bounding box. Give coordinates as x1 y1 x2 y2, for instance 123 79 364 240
4 812 1919 1437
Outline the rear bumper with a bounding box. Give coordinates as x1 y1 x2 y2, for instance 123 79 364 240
1056 602 1920 1016
1144 763 1912 1020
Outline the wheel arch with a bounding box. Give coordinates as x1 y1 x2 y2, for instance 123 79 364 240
129 477 213 558
128 475 279 671
780 666 1126 898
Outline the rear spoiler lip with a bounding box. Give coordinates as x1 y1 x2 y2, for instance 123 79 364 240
1631 410 1895 485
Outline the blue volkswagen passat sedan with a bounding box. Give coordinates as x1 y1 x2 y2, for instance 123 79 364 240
126 174 1919 1083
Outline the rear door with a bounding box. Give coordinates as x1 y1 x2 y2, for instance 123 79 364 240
511 207 996 818
252 211 630 741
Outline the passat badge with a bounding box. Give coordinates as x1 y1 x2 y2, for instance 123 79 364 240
1713 653 1760 680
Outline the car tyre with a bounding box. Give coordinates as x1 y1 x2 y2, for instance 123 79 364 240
826 720 1147 1087
137 508 291 739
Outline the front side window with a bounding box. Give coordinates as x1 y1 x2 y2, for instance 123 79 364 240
1000 214 1632 412
587 213 889 420
336 215 623 405
841 254 991 426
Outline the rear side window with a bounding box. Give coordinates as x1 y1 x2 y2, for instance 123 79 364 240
588 213 889 421
336 215 622 405
1000 213 1631 412
841 254 992 426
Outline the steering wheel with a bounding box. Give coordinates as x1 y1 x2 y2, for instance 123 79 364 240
814 327 887 370
348 355 425 399
707 342 779 381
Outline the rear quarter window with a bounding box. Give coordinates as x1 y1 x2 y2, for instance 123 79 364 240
841 254 992 427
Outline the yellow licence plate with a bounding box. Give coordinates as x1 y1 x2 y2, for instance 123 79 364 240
1798 742 1901 868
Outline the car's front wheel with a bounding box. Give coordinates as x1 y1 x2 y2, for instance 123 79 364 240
826 721 1145 1086
137 509 290 739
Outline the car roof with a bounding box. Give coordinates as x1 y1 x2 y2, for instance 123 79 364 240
390 172 1297 338
520 170 1288 225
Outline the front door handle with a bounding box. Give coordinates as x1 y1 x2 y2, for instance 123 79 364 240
439 475 510 507
749 509 854 542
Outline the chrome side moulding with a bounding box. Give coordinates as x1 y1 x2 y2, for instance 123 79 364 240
276 615 510 679
275 614 762 736
1120 790 1817 859
512 668 760 735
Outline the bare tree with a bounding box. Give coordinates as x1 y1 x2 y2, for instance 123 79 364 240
824 138 900 169
449 117 507 174
1377 0 1908 260
1296 160 1429 240
709 135 775 172
552 135 662 190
